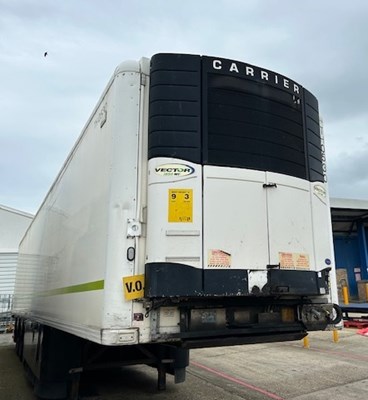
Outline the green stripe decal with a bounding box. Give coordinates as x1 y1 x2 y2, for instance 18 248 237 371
38 280 104 297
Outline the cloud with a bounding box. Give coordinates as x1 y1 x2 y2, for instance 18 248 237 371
328 145 368 200
1 0 368 212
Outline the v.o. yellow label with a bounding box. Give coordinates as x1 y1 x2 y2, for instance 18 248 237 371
123 274 144 300
168 189 193 223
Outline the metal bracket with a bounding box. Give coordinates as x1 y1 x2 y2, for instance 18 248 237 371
150 309 159 341
141 74 147 86
127 219 142 238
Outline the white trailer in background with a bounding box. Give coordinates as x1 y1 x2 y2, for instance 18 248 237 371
13 54 341 399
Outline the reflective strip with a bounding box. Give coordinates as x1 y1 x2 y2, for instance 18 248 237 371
38 280 104 297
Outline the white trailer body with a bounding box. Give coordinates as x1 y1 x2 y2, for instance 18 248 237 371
13 54 341 399
14 60 150 346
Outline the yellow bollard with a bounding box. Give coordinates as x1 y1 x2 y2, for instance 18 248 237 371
303 335 310 348
342 286 349 305
333 329 339 343
365 283 368 303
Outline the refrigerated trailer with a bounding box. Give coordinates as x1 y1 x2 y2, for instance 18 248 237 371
13 53 341 399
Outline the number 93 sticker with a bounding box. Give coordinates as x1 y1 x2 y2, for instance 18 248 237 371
168 189 193 223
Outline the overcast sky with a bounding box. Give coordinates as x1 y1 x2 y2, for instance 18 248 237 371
1 0 368 214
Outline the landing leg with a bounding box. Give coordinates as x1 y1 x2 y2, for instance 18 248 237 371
157 364 167 390
68 370 81 400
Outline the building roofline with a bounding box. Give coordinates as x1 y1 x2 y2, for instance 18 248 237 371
0 204 33 219
330 197 368 211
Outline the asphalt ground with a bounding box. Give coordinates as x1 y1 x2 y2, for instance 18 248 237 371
1 328 368 400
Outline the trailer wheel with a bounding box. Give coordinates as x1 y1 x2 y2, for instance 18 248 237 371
330 304 343 325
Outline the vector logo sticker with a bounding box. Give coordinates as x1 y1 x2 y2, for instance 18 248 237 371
155 163 195 177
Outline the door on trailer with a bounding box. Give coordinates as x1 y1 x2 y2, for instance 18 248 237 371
265 172 314 271
202 167 268 272
202 167 270 296
202 169 315 294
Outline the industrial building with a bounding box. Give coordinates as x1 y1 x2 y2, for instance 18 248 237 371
0 204 33 315
331 198 368 302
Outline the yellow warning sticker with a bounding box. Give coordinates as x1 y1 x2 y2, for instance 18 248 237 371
208 249 232 268
279 252 310 269
123 274 145 300
168 189 193 223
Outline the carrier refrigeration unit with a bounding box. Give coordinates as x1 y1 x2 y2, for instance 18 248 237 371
13 53 341 399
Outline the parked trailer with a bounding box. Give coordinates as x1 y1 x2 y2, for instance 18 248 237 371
13 53 341 399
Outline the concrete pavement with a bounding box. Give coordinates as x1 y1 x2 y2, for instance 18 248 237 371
1 329 367 399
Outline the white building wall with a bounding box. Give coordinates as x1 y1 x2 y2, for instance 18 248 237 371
0 205 33 299
0 205 33 251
